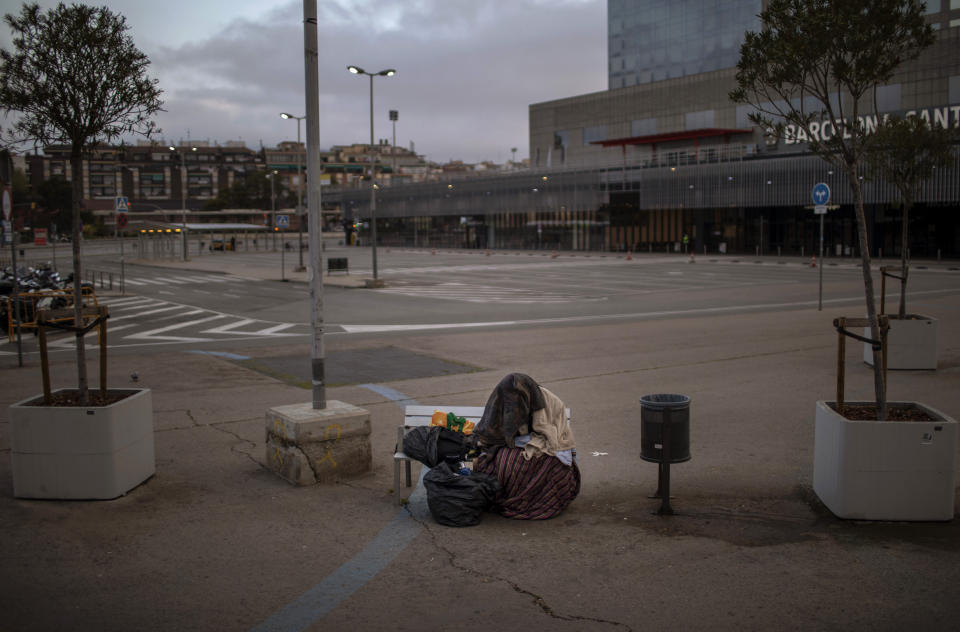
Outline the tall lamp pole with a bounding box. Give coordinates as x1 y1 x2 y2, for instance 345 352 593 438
169 145 196 261
347 65 395 284
268 169 278 252
389 109 398 180
304 0 325 409
280 112 306 271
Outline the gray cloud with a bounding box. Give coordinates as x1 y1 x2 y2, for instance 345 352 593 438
2 0 606 163
148 0 606 162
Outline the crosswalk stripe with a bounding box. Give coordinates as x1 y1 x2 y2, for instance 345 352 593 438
152 276 189 285
124 314 229 342
104 297 156 307
107 300 168 312
254 323 298 335
110 305 187 320
201 319 255 334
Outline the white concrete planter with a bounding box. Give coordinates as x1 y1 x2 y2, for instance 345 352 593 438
863 314 938 370
9 388 155 499
813 400 957 521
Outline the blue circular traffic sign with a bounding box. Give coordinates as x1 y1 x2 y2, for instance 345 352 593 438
812 182 830 205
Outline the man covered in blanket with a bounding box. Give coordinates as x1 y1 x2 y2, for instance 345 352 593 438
473 373 580 519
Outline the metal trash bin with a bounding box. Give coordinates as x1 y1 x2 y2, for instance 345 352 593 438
639 394 691 515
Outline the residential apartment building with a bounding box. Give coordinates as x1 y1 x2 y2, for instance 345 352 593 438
25 140 261 213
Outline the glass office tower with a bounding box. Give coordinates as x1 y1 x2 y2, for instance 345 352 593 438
608 0 762 88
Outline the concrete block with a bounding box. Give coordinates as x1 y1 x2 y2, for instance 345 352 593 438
265 400 371 485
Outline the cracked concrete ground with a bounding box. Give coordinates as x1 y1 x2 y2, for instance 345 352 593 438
2 292 960 631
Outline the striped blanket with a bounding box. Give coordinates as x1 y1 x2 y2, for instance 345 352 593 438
475 446 580 520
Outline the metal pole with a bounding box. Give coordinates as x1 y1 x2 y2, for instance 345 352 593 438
181 152 187 262
10 222 23 367
296 117 305 271
369 74 378 282
270 172 277 252
304 0 325 409
760 215 764 256
391 111 397 180
819 212 824 311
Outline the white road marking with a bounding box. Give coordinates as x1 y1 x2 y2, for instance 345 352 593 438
124 314 229 342
201 319 254 334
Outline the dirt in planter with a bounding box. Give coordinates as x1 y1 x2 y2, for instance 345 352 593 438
834 403 937 422
25 390 133 407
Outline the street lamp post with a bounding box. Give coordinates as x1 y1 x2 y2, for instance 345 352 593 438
280 112 306 271
169 145 196 261
389 109 398 180
268 169 278 252
347 65 395 284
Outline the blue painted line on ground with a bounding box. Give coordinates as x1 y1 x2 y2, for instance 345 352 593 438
249 384 423 632
250 511 423 632
187 350 250 360
357 383 419 406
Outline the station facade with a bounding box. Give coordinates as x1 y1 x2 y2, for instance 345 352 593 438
333 1 960 258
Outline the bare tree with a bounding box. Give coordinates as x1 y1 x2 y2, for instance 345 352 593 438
1 2 163 404
729 0 935 420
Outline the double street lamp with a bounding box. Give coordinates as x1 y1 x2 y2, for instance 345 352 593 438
169 145 196 261
280 112 306 271
347 65 395 284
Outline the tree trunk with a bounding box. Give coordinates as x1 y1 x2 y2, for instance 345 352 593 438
70 147 89 405
898 199 910 320
849 162 886 420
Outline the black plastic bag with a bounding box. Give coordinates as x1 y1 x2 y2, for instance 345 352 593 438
423 462 500 527
402 426 472 468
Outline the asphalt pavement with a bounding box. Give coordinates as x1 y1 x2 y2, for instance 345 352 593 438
1 249 959 631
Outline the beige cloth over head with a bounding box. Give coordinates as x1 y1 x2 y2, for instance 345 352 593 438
523 386 575 460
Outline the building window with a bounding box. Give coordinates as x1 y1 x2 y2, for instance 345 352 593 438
685 109 715 129
583 125 607 145
631 118 657 136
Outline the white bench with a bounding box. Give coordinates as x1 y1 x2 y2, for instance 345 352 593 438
394 405 485 505
393 404 572 505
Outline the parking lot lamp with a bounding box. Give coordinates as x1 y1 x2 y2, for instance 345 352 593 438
169 145 196 261
280 112 306 271
347 65 395 283
268 170 278 251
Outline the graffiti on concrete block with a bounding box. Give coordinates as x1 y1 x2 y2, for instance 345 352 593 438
318 423 342 468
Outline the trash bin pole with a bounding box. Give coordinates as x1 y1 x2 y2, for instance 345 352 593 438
658 406 674 515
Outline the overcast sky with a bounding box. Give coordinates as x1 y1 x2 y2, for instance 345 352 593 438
0 0 607 164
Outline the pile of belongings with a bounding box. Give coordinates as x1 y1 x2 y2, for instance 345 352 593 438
403 373 579 527
473 373 580 520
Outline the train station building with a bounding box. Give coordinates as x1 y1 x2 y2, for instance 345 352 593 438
334 1 960 258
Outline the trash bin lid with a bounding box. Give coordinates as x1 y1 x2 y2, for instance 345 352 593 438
640 394 690 410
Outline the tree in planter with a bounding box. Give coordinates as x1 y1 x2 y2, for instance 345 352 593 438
0 3 163 405
729 0 935 420
863 116 957 319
